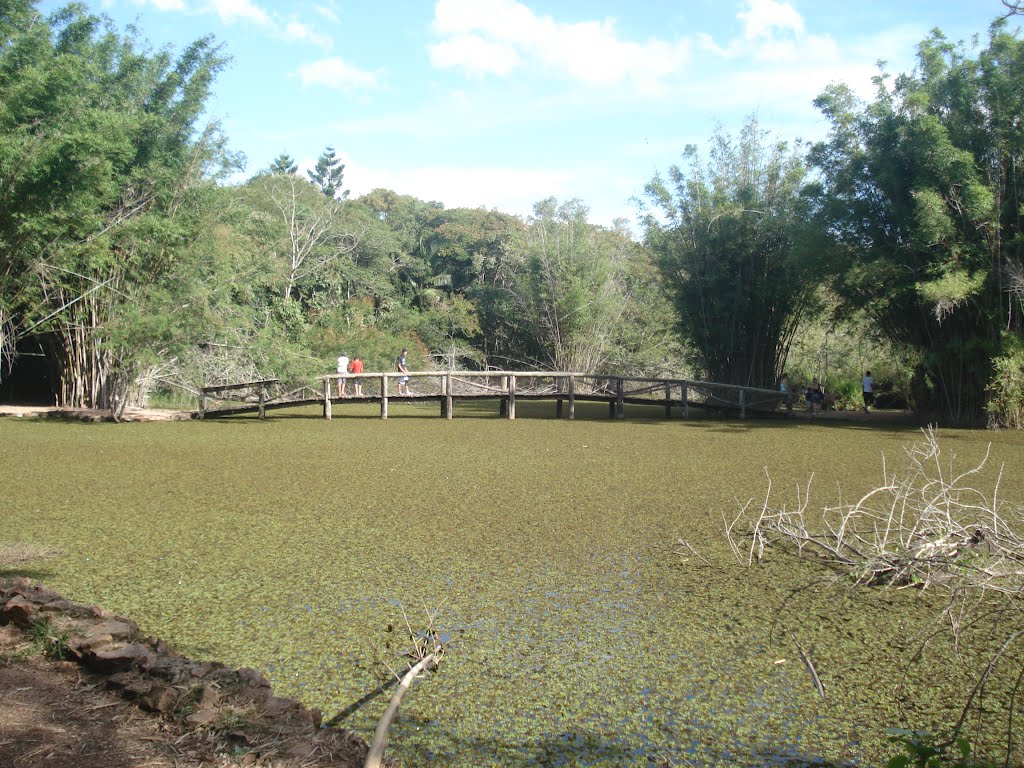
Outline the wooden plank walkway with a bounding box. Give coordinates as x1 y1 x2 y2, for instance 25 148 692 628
198 371 794 421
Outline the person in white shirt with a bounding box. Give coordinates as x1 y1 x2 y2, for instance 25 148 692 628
336 354 350 397
862 370 874 412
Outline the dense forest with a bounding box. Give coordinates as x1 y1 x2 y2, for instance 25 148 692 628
1 1 1023 426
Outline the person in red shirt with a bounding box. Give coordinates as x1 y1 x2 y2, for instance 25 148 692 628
350 356 364 397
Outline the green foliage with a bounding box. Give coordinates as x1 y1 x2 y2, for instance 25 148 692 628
987 333 1024 429
27 618 71 661
886 729 978 768
808 25 1024 424
643 115 815 387
306 146 348 199
269 153 297 174
0 1 232 409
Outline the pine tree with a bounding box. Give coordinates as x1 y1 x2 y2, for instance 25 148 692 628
307 146 348 199
270 153 298 174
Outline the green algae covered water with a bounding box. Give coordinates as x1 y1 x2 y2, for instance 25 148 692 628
2 403 1023 766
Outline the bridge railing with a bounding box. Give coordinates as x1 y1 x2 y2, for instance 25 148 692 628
198 379 281 419
198 372 792 420
315 371 792 421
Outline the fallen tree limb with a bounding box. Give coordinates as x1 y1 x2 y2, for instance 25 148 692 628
364 652 438 768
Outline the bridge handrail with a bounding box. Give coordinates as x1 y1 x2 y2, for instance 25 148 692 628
318 370 786 397
201 378 280 395
200 370 794 421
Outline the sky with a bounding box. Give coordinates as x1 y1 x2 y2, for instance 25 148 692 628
37 0 1017 229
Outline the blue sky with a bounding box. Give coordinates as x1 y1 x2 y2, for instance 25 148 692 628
39 0 1015 227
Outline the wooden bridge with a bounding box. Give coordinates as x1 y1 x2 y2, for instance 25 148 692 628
198 371 794 421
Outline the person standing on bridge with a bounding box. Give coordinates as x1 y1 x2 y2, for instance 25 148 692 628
862 370 875 412
336 353 350 398
396 348 410 395
350 355 364 397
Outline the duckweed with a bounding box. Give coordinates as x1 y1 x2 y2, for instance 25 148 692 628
2 403 1023 766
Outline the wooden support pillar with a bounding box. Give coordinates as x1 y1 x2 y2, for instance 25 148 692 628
444 373 453 419
615 378 624 420
786 392 793 417
507 375 516 420
556 398 563 418
568 375 575 420
258 385 267 420
682 382 689 419
739 387 747 419
380 374 388 419
664 382 672 419
199 389 207 419
323 378 332 420
499 375 508 417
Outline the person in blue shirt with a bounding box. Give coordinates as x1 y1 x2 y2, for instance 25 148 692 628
396 349 410 395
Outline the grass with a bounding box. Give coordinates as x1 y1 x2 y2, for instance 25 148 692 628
2 401 1024 766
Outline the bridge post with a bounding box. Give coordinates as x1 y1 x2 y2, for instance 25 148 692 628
199 389 207 420
507 375 516 420
664 382 672 419
786 392 793 417
258 384 267 420
499 375 508 417
444 373 453 419
568 375 575 420
739 387 747 419
323 378 332 420
615 378 624 419
682 381 689 418
380 374 388 419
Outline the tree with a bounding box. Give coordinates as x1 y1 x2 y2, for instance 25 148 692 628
507 198 639 372
307 146 348 199
0 3 231 413
808 24 1024 424
643 117 815 387
239 172 356 302
269 153 297 174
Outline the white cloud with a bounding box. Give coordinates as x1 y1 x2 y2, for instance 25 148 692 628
152 0 188 10
313 3 340 24
205 0 273 27
350 165 575 218
428 0 689 92
297 57 383 91
283 21 332 49
429 34 520 76
697 0 838 64
738 0 805 39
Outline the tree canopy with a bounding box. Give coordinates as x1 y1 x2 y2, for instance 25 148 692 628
1 2 1022 427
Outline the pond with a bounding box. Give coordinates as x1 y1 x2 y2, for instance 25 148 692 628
2 403 1022 766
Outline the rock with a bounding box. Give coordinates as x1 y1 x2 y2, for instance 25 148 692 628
263 696 294 717
185 708 219 726
85 642 154 673
0 595 38 627
228 729 255 745
189 661 219 679
237 667 270 687
105 672 134 689
66 633 114 661
140 684 180 714
198 684 220 710
84 619 137 642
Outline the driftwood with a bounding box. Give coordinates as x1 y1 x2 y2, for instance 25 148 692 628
363 602 448 768
363 652 439 768
725 427 1024 594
